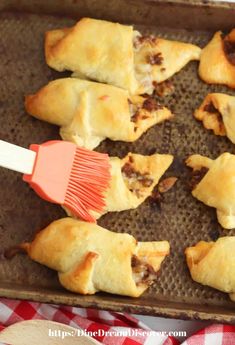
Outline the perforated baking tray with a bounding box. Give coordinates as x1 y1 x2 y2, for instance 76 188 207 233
0 0 235 322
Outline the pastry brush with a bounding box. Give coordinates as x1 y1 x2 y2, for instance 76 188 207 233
0 139 110 222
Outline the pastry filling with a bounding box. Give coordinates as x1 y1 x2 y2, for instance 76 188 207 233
128 99 138 122
203 101 225 131
129 97 162 124
133 34 157 49
203 102 218 114
142 97 163 112
146 53 163 65
121 158 154 197
152 80 175 97
189 167 209 190
133 32 161 93
223 35 235 65
131 255 156 286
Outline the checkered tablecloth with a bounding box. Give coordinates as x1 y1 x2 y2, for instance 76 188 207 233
0 298 234 344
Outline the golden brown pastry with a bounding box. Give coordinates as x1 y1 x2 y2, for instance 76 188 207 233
186 153 235 229
25 78 173 150
65 152 174 219
45 17 201 95
199 29 235 88
133 32 201 94
21 218 170 297
194 93 235 142
185 237 235 301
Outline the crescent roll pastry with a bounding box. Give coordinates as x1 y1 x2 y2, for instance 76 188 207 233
194 93 235 142
185 237 235 301
186 153 235 229
21 218 170 297
65 152 174 219
45 17 201 95
25 78 173 150
133 32 201 94
199 29 235 88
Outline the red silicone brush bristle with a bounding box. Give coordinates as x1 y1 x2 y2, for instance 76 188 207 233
63 147 111 222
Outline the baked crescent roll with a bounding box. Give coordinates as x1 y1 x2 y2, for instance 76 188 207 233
185 237 235 301
65 152 174 219
186 153 235 229
199 29 235 88
45 17 201 95
25 78 173 150
194 93 235 142
133 32 201 94
21 218 170 297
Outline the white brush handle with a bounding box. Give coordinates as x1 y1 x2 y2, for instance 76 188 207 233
0 140 36 175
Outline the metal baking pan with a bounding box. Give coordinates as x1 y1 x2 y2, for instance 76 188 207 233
0 0 235 323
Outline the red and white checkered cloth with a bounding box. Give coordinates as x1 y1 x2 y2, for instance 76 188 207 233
0 298 234 345
182 324 235 345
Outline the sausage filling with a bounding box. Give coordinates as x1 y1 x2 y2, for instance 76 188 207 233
121 158 154 197
203 101 225 133
131 255 156 286
189 167 209 190
128 97 163 126
223 34 235 66
133 32 162 94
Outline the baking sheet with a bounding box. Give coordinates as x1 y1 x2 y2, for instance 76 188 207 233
0 1 235 322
